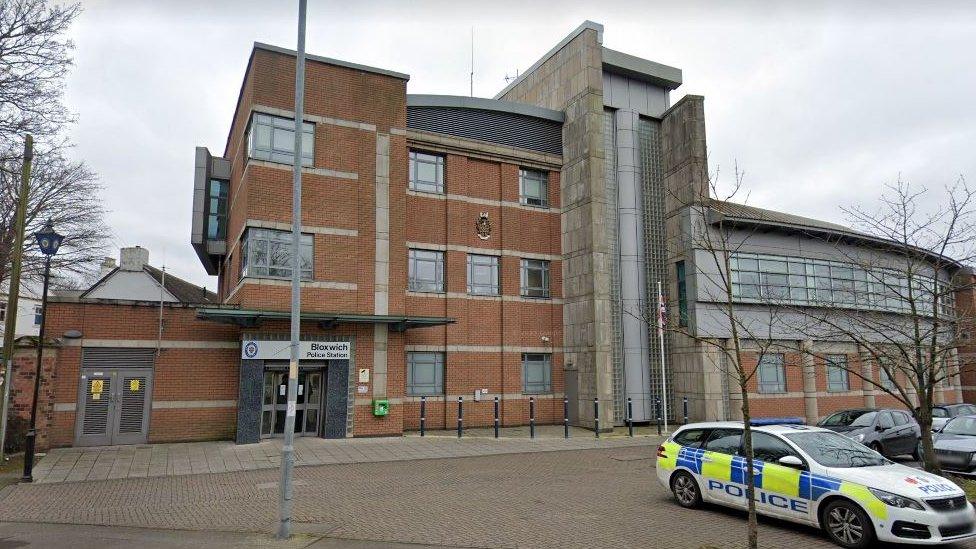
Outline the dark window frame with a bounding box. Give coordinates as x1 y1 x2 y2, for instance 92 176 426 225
408 150 445 194
240 227 314 281
520 258 551 298
521 353 552 394
406 351 445 396
408 249 445 293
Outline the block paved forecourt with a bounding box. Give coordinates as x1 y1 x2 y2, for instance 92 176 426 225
6 442 976 548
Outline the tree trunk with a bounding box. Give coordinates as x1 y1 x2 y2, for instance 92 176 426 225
740 380 758 549
916 406 943 475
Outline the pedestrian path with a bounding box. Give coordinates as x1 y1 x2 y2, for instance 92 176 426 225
30 426 663 484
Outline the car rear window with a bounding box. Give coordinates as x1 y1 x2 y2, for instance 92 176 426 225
673 429 707 447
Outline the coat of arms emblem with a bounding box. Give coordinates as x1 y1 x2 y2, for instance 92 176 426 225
476 212 492 240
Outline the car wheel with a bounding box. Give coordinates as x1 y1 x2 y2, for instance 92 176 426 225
822 499 876 549
670 471 702 509
869 441 884 457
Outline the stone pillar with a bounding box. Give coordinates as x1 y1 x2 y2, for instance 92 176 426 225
236 359 264 444
860 345 876 408
800 340 818 424
726 340 743 421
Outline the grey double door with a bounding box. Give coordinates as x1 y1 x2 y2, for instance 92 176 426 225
76 368 153 446
261 369 324 438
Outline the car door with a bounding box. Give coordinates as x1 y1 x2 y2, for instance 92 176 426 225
892 411 918 455
877 411 897 452
749 431 812 522
699 428 744 506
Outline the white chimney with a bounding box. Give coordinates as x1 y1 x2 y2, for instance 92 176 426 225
98 257 117 279
120 246 149 271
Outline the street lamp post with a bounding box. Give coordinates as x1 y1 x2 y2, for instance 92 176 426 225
22 220 63 482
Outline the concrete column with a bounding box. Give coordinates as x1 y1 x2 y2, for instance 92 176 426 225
372 133 390 398
800 340 818 424
860 345 876 408
726 340 743 421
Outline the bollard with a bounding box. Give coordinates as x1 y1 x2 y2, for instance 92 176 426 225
656 397 662 436
627 397 634 437
594 397 600 438
457 396 463 438
563 397 570 438
529 397 535 439
683 396 689 425
420 396 426 437
493 396 500 438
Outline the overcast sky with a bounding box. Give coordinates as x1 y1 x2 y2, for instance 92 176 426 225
63 0 976 288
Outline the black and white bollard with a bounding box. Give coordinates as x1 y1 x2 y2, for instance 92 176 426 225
563 397 570 439
683 396 689 425
627 397 634 437
493 396 500 438
457 396 463 438
594 397 600 438
529 397 536 439
420 396 426 437
656 397 662 436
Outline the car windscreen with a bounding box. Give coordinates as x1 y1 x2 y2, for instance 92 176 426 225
942 417 976 436
821 410 874 427
784 431 888 468
849 411 878 427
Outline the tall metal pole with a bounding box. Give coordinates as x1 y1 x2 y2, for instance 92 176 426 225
277 0 306 539
21 255 50 482
0 135 33 461
657 281 669 432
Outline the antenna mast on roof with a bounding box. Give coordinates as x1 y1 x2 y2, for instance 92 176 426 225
469 27 474 97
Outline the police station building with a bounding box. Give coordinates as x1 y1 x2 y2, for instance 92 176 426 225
15 21 973 449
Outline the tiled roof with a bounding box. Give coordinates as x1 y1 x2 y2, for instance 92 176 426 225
143 265 217 304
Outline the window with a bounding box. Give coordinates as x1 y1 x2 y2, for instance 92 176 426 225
409 151 444 194
467 254 499 296
408 249 445 293
520 259 550 298
702 428 742 455
826 354 849 392
522 353 552 394
757 353 786 393
878 412 895 430
240 228 313 280
673 429 708 447
519 168 548 208
751 432 799 463
892 412 909 427
406 352 444 395
33 305 42 326
0 302 5 322
676 261 688 327
879 359 896 391
248 113 313 166
206 179 228 240
932 407 949 419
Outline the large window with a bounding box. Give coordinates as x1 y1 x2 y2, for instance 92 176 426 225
408 249 445 293
522 353 552 394
676 261 688 327
729 252 953 316
206 179 228 240
409 151 445 194
520 259 550 298
248 113 314 166
826 354 850 392
240 228 313 280
879 359 896 391
33 305 42 326
519 168 548 208
467 254 499 296
758 353 786 393
407 352 444 395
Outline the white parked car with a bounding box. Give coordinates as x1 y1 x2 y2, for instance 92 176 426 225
657 420 976 548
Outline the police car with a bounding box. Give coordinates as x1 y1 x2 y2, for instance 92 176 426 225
657 420 976 548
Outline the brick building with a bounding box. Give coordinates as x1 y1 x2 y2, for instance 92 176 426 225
14 21 973 450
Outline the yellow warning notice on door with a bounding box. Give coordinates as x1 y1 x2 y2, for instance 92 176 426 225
92 393 100 400
91 379 104 394
130 379 140 392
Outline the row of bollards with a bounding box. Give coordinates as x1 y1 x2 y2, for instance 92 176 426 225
417 395 693 438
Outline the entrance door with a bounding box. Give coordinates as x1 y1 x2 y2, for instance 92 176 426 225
261 369 324 437
76 368 153 446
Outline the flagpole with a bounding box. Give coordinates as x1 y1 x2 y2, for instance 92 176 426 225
657 281 668 432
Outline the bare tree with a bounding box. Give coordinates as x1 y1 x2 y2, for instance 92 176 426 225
0 142 110 288
0 0 81 147
783 177 976 475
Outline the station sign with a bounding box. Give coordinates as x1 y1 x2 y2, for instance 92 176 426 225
241 340 351 360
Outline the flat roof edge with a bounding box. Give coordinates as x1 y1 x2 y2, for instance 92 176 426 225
493 20 604 100
254 42 410 81
407 95 565 122
602 47 682 90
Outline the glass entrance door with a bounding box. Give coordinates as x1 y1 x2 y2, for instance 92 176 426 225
261 369 323 438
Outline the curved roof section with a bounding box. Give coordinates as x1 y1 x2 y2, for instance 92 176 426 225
706 199 969 271
407 95 564 156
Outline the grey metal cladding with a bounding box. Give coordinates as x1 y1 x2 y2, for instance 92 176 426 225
82 347 157 369
407 106 563 155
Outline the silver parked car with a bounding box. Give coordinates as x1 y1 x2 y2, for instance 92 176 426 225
818 408 921 459
924 404 976 431
926 415 976 475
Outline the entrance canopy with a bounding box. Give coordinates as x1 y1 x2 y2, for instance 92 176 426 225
196 308 455 331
